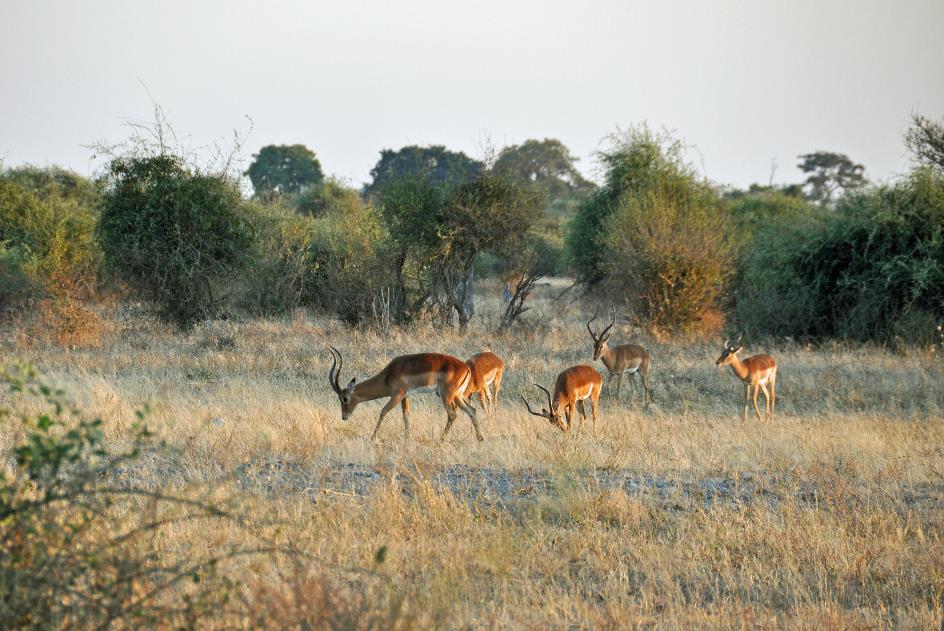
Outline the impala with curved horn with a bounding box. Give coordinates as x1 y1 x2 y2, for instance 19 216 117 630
587 307 651 408
327 347 484 441
715 334 778 421
520 365 602 432
465 351 505 416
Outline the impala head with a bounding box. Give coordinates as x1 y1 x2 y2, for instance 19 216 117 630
327 346 359 420
587 306 616 361
716 334 744 367
520 384 567 431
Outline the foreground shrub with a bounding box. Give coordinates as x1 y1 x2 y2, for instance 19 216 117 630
0 364 234 628
97 155 252 328
736 168 944 344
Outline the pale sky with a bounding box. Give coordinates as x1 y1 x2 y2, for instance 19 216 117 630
1 0 942 189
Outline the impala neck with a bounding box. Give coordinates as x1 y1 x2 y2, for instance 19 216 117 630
350 371 391 403
600 343 618 372
728 355 750 382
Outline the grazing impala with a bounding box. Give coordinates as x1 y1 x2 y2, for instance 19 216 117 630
587 308 651 408
520 365 602 432
715 335 777 421
327 347 484 442
465 352 505 416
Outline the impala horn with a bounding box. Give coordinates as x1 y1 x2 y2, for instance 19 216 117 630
327 346 344 394
587 306 601 341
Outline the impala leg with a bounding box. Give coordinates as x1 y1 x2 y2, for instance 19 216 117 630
590 386 600 423
400 397 411 435
759 383 771 421
492 372 502 410
477 390 490 416
640 368 651 410
628 372 637 404
373 391 407 440
751 383 763 420
483 384 494 416
565 405 574 431
742 384 750 421
443 387 483 442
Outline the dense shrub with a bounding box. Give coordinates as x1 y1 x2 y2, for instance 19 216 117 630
603 181 735 334
567 126 735 335
97 155 252 328
306 199 393 326
0 174 100 307
736 168 944 344
567 126 688 285
238 200 315 316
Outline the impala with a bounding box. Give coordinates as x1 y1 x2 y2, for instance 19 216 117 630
327 347 484 441
715 335 777 421
521 364 602 432
587 308 651 408
465 351 505 416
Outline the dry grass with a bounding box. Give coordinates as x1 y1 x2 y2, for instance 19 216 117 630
2 286 943 629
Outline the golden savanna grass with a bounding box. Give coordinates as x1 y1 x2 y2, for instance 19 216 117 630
2 284 943 628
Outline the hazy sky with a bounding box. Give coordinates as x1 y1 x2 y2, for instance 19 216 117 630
2 0 942 189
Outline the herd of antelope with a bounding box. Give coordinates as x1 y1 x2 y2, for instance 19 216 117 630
326 309 778 441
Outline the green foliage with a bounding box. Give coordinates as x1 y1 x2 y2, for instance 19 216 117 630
306 198 393 326
366 145 482 197
0 363 232 628
378 173 541 327
736 168 944 344
726 186 817 244
602 180 735 333
567 126 691 285
97 155 252 328
239 200 315 316
292 177 363 217
797 151 867 204
0 171 100 307
245 144 324 197
492 138 593 202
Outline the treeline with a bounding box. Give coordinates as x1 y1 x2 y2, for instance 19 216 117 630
1 115 942 345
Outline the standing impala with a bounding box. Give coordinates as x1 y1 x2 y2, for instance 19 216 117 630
327 347 484 442
465 351 505 416
587 308 651 408
520 365 602 432
715 335 777 421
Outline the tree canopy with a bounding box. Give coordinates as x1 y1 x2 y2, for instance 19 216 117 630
245 144 324 197
366 145 482 196
492 138 593 202
797 151 866 204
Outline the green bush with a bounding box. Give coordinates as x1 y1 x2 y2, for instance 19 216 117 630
0 174 100 304
736 168 944 344
602 181 735 334
97 155 252 328
306 199 392 326
567 126 688 285
238 200 315 316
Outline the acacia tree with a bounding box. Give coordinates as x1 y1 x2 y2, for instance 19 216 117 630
797 151 867 204
905 112 944 171
245 144 323 198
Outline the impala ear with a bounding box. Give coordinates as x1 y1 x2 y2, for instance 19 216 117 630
541 408 548 415
347 378 356 389
734 346 743 353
